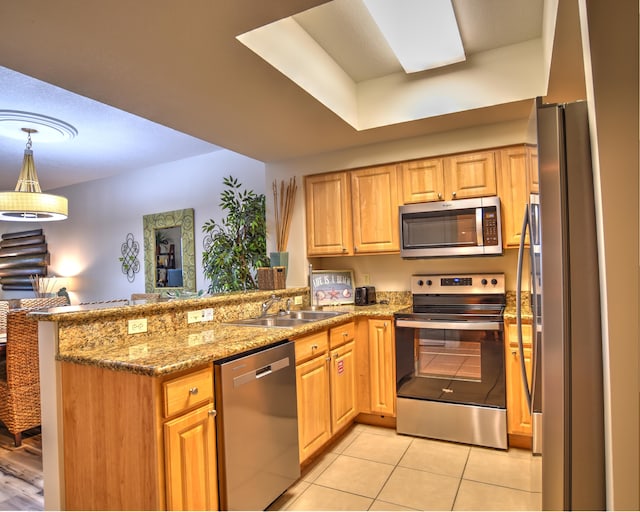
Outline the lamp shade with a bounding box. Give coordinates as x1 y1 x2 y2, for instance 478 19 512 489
0 132 68 221
0 191 68 221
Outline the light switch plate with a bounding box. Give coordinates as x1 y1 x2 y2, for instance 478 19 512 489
294 295 303 305
128 318 148 334
202 308 214 322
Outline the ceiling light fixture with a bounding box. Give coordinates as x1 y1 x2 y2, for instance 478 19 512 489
0 128 68 221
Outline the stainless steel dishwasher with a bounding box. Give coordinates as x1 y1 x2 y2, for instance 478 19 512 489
214 340 300 511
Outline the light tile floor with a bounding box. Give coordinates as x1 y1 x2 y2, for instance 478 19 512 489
270 423 542 511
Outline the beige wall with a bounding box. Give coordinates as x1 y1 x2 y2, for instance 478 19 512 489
577 0 639 508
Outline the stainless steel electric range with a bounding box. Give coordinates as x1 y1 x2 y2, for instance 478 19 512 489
394 273 507 449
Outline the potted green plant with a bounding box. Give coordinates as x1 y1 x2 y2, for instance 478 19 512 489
202 176 269 293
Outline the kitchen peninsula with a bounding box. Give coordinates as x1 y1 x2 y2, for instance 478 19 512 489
33 289 406 511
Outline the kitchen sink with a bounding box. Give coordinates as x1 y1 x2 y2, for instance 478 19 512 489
226 309 347 328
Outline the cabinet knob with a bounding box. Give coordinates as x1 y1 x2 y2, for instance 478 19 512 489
383 322 388 329
326 356 331 362
452 191 457 198
438 193 442 200
189 387 199 395
208 409 217 417
342 247 347 252
342 332 348 337
311 344 318 350
511 350 517 357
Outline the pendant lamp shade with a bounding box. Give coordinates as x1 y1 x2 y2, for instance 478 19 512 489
0 129 68 221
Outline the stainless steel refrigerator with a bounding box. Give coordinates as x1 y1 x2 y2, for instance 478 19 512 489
517 98 606 510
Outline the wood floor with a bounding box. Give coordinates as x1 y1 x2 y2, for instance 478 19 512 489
0 425 43 511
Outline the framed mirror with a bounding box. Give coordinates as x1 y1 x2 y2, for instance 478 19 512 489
143 208 196 294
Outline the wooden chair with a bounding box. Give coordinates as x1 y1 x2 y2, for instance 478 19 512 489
0 296 69 446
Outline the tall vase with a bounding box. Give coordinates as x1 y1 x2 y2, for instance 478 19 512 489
270 251 289 278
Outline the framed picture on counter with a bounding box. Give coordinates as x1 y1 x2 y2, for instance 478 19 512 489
311 270 354 306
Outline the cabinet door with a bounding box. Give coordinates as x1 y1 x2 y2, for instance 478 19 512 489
498 146 530 248
368 319 396 416
351 165 400 254
504 322 533 438
444 150 497 200
296 354 331 463
399 158 445 203
305 172 353 256
330 340 357 432
165 404 218 511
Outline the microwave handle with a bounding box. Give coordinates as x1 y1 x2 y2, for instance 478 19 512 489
516 205 533 411
476 208 483 247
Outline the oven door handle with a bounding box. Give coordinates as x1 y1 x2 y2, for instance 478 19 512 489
395 319 502 331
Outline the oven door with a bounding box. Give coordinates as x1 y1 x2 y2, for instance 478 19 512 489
395 318 505 408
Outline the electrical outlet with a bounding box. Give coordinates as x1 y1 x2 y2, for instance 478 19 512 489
362 273 370 285
294 295 303 305
187 310 201 324
128 318 148 334
201 308 214 322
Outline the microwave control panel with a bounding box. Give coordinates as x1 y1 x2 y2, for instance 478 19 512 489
482 208 500 246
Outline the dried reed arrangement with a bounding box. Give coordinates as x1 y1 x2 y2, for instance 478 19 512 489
272 177 297 252
29 275 58 297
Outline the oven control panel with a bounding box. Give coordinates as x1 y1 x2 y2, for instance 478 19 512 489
411 273 505 294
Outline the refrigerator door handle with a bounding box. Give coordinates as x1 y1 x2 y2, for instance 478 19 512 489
516 204 533 411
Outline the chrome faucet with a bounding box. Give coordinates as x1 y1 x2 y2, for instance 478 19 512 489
260 295 281 317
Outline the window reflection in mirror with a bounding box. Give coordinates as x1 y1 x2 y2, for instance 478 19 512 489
143 208 195 294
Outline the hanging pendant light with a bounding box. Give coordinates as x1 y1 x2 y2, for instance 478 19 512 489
0 128 68 221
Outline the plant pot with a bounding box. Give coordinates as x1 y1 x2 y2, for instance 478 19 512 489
270 251 289 278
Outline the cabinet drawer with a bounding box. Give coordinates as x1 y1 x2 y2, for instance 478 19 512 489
329 321 355 348
295 331 328 363
163 367 213 418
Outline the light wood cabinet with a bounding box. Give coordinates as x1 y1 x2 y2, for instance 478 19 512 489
304 172 353 256
295 322 357 463
399 150 497 204
443 150 497 200
60 362 218 511
504 320 533 444
368 318 396 416
165 404 218 511
399 157 445 203
351 165 400 254
296 348 332 463
498 145 539 248
330 340 357 432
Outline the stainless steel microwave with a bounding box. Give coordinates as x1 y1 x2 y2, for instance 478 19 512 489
399 196 503 258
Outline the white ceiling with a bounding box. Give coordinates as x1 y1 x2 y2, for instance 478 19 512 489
0 0 577 195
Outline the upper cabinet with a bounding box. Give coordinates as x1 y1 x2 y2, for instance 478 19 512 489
399 157 445 203
399 151 497 204
305 166 399 257
497 145 538 248
350 165 399 255
305 172 354 257
305 145 534 256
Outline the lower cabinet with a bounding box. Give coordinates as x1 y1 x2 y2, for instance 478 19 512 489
60 362 218 511
164 404 218 511
295 322 357 464
504 319 533 445
354 317 396 418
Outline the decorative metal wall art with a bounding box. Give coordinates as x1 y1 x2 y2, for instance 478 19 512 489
119 233 140 282
0 229 50 290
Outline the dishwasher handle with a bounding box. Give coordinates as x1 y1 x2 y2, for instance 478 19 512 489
233 355 291 388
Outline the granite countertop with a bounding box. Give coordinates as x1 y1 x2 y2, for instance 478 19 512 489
55 303 406 377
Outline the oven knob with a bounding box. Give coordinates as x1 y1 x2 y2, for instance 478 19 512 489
417 279 424 287
491 278 498 286
426 279 432 286
481 279 488 286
